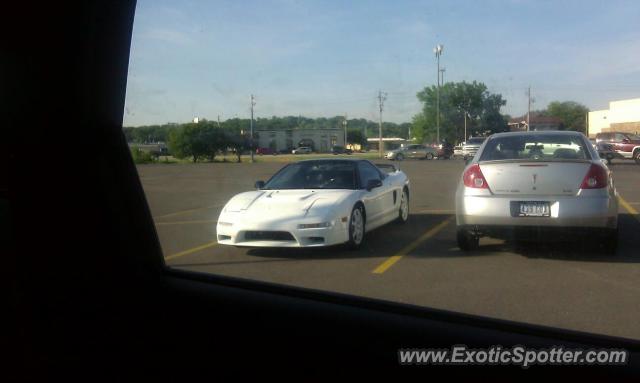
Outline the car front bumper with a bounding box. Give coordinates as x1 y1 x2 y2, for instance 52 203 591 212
216 216 350 247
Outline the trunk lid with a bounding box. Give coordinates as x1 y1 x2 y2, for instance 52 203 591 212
479 161 592 196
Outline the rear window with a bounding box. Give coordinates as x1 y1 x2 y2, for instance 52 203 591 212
479 134 591 161
466 138 485 145
626 133 640 140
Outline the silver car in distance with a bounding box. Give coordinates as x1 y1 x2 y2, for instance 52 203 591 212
455 131 618 254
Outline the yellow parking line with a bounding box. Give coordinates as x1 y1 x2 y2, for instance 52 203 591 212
619 195 639 215
154 204 222 220
164 241 219 261
156 220 217 226
372 216 454 274
418 209 455 214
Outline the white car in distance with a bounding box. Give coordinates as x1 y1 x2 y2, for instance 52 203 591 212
292 146 312 154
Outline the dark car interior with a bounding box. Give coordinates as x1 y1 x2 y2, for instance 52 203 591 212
6 1 640 379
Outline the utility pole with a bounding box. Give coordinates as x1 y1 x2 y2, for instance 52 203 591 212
585 113 589 136
377 90 387 158
250 94 256 163
217 114 221 128
343 114 348 149
440 67 446 85
434 44 444 143
527 86 531 132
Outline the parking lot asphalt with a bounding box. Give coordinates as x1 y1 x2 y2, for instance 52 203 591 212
138 158 640 340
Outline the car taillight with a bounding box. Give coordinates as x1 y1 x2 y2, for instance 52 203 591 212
580 164 608 189
463 164 489 189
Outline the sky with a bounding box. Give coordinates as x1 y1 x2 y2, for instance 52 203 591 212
123 0 640 126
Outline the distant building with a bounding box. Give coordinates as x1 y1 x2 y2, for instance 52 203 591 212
588 98 640 137
508 115 563 132
256 128 345 153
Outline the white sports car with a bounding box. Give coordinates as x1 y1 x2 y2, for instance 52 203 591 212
216 159 410 249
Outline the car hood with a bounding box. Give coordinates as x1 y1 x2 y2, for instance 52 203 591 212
223 189 355 220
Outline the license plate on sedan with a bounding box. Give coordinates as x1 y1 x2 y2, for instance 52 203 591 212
512 201 550 217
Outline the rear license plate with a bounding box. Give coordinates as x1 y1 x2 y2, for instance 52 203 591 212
512 201 550 217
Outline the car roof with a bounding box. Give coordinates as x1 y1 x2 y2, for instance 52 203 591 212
488 130 585 139
295 158 365 164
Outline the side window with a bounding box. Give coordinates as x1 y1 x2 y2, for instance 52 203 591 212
358 162 381 188
614 133 626 141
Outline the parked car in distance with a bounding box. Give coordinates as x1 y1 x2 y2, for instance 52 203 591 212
292 146 312 154
453 144 464 159
461 137 487 160
256 147 277 155
385 144 437 161
455 131 618 254
434 141 454 159
595 131 640 164
331 145 353 155
589 138 615 164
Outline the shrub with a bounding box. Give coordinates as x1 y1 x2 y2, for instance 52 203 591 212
130 145 155 164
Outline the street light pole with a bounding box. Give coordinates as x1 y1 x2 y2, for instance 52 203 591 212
250 94 255 163
464 111 467 142
434 44 444 144
527 86 531 132
377 90 387 159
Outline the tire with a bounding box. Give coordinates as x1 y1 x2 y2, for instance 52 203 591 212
396 188 409 224
600 228 618 255
634 149 640 165
346 204 366 250
396 153 404 161
457 227 479 251
425 152 434 160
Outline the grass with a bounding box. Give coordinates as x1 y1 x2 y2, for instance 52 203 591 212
143 152 385 165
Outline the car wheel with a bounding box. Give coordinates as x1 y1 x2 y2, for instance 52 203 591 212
396 153 404 161
600 228 618 255
346 204 366 250
396 188 409 224
457 227 479 251
425 153 434 160
634 149 640 165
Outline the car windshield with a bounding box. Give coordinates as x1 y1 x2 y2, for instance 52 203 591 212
626 134 640 140
263 161 357 190
479 135 591 161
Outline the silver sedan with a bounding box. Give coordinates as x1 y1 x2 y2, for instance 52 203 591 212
385 144 437 161
455 131 618 253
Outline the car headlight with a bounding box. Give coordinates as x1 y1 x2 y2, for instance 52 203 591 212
298 221 333 229
218 221 233 227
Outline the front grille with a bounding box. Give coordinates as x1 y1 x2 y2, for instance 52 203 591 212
243 231 295 241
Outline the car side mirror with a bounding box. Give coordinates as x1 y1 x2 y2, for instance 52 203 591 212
622 138 630 144
255 180 265 189
366 179 383 191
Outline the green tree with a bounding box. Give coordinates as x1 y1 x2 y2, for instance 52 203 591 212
413 81 508 144
544 101 589 133
347 129 365 147
168 123 227 163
